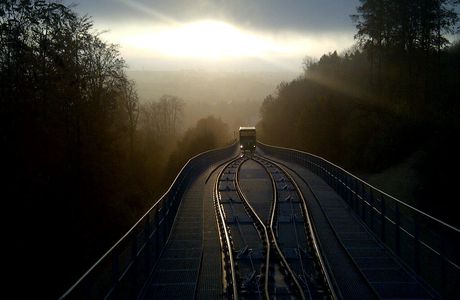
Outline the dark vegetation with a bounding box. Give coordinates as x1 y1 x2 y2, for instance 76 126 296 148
2 0 458 297
259 0 459 225
128 70 280 134
165 115 231 182
0 1 230 297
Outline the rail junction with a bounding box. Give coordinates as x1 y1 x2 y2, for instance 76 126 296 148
59 142 459 300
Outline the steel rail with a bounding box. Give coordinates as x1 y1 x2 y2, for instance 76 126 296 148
253 157 307 300
234 158 272 300
263 154 390 299
258 142 460 300
256 154 339 300
214 156 244 300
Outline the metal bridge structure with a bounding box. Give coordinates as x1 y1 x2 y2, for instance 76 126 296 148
59 142 459 300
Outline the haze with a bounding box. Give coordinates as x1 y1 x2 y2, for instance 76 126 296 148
72 0 359 129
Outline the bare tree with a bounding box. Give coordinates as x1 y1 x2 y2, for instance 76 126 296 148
120 79 139 158
140 95 184 144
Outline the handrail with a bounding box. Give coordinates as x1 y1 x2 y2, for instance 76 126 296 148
258 141 459 233
257 141 460 299
59 142 238 299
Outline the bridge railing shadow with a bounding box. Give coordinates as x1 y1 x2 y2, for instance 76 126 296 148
59 142 238 300
258 141 460 300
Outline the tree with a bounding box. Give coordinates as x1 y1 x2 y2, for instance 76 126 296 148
120 79 139 159
140 95 184 144
0 1 145 297
352 0 458 103
353 0 458 54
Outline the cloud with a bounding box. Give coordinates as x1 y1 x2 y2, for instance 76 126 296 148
101 21 354 72
72 0 358 71
74 0 359 33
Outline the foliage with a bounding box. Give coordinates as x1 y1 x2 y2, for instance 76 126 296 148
259 1 459 224
0 0 144 297
1 3 234 296
351 0 459 105
164 115 230 182
140 95 185 144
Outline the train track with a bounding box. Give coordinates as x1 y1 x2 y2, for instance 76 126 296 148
258 155 385 300
214 154 336 299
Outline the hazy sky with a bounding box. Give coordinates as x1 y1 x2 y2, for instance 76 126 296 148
73 0 360 72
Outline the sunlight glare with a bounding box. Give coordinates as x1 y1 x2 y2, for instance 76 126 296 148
121 20 292 59
101 19 355 71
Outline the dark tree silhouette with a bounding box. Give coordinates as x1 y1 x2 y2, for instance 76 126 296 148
352 0 458 103
0 1 150 297
259 2 459 226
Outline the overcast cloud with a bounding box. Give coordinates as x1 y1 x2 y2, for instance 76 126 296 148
74 0 359 32
70 0 361 71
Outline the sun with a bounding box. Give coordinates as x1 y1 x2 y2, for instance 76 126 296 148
103 19 355 70
119 20 287 59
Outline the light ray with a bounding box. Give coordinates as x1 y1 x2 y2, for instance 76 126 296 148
100 17 354 71
117 0 179 25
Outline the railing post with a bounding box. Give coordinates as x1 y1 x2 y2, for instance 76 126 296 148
337 169 341 194
334 168 339 196
340 170 345 199
164 200 170 240
327 165 332 185
145 213 151 271
352 178 357 213
369 189 375 231
155 207 161 259
355 179 360 214
356 180 361 216
395 203 401 256
346 176 351 205
348 176 353 208
381 195 386 243
318 159 322 177
83 272 93 300
333 166 337 188
112 250 120 298
440 230 447 296
413 214 420 274
360 182 366 221
340 174 345 202
130 231 139 296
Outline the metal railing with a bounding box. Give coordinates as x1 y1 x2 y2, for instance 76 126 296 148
59 143 238 300
258 141 460 300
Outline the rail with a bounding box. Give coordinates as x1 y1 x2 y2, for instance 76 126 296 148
214 157 242 300
256 155 337 299
59 142 238 300
234 159 272 300
255 158 306 299
257 141 460 299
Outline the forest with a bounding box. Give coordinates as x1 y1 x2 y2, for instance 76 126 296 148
258 0 459 225
0 1 231 297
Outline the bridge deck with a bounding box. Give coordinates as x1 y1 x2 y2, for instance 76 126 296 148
140 152 434 299
140 161 226 299
263 153 433 300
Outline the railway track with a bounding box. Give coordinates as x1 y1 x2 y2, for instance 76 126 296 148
214 153 336 299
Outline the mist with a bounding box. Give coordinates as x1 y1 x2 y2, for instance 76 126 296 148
128 70 297 132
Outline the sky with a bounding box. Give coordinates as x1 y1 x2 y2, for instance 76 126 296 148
72 0 360 72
